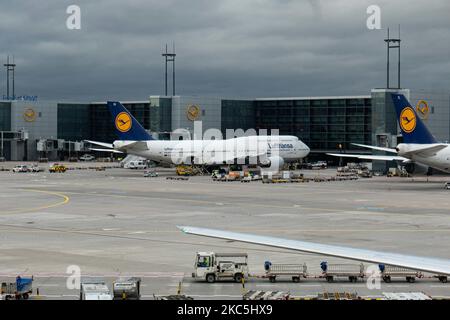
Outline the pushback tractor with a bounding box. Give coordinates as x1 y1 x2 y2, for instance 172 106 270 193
192 252 249 283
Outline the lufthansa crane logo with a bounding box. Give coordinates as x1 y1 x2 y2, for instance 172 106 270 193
23 108 36 122
399 107 417 133
115 112 132 132
186 105 200 121
416 100 429 119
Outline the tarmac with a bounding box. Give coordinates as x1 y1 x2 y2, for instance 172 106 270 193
1 162 450 299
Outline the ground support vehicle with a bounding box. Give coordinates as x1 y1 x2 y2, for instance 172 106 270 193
264 261 308 283
243 290 290 300
80 281 113 300
1 276 33 300
113 277 141 300
321 262 365 282
379 265 423 283
192 252 249 283
49 164 67 173
12 165 29 173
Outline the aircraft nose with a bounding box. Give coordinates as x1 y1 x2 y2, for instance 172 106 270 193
299 141 310 156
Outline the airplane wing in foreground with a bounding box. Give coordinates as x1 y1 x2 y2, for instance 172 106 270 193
178 226 450 275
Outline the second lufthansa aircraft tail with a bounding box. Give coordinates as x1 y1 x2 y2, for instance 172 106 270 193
107 101 154 141
391 93 437 144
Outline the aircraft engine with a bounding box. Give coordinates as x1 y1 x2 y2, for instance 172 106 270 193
260 156 285 171
404 162 432 175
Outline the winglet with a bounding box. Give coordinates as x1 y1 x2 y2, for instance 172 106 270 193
177 226 189 233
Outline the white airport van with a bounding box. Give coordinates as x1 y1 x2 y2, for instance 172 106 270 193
125 160 147 169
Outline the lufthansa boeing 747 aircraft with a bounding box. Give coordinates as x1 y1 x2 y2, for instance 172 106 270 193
87 101 310 169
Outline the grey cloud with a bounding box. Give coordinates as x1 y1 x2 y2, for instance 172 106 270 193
0 0 449 101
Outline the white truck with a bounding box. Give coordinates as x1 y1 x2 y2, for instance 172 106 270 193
12 165 29 173
80 281 113 300
192 252 249 283
125 160 147 169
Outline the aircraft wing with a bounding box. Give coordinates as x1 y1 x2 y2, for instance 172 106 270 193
351 143 398 153
402 144 448 157
326 153 408 162
89 148 123 154
178 226 450 275
120 141 149 151
84 140 114 149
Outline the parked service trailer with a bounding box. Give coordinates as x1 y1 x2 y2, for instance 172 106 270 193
382 292 432 300
1 276 33 300
434 275 448 283
321 262 365 282
317 292 359 300
243 290 290 300
80 281 113 300
264 261 308 283
379 265 423 283
113 277 141 300
155 294 194 300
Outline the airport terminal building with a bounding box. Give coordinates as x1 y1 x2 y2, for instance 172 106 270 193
0 89 449 167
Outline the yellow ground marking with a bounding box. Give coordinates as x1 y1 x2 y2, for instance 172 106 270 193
0 189 70 215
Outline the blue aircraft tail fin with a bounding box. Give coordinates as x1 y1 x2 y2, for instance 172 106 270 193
107 101 153 141
391 93 437 144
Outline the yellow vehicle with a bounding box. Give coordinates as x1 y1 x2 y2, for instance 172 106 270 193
49 164 67 173
176 165 194 176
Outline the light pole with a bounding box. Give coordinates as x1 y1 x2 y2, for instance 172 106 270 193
4 56 16 99
162 44 176 96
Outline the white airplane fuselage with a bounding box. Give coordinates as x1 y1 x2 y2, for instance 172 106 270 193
113 135 310 166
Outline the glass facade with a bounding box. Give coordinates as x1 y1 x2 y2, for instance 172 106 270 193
150 97 172 138
57 102 151 143
0 102 11 160
52 97 371 152
57 103 91 141
255 98 371 151
90 103 117 143
3 96 377 160
221 100 255 136
0 102 11 131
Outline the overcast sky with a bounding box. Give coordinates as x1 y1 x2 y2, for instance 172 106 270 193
1 0 449 101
